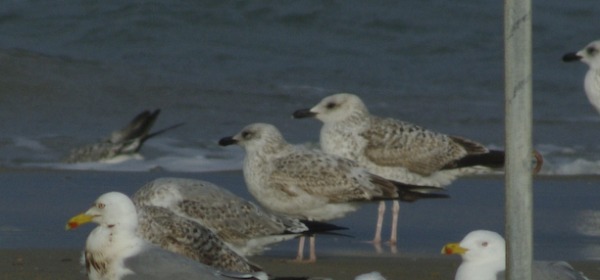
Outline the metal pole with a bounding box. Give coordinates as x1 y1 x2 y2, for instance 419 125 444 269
504 0 533 279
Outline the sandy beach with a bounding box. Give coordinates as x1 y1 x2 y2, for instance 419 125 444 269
2 249 600 280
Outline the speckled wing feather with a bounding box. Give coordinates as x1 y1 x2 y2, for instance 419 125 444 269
63 142 125 163
361 117 485 175
133 178 313 256
176 195 296 245
142 178 305 238
269 151 387 203
137 205 260 273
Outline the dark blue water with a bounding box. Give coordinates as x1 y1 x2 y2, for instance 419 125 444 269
1 0 600 173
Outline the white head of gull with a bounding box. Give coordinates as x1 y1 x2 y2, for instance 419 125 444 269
442 230 590 280
563 40 600 114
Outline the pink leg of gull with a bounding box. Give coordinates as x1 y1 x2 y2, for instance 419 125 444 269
294 236 305 262
369 201 385 244
307 236 317 263
389 200 400 246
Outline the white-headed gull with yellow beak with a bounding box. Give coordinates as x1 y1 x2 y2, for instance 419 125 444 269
66 192 270 280
442 230 590 280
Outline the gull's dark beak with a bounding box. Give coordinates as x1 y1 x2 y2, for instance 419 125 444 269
218 136 238 146
292 108 317 119
562 52 582 62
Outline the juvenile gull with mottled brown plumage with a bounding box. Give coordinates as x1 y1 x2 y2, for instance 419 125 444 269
63 109 184 164
293 93 508 245
218 123 447 262
133 177 346 265
135 203 262 273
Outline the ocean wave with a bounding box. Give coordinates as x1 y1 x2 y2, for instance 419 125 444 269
3 136 600 176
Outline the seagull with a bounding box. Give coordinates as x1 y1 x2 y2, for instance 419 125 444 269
354 271 386 280
293 93 541 245
65 192 270 280
441 230 590 280
218 123 447 262
133 177 347 262
563 40 600 114
63 109 184 163
135 203 263 273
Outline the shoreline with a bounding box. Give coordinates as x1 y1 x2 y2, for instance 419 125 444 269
2 249 600 280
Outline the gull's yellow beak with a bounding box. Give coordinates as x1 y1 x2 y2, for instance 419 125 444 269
65 213 94 230
441 242 468 255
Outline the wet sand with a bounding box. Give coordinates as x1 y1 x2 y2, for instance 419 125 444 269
2 249 600 280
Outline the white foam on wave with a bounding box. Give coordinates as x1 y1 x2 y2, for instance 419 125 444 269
535 143 600 175
13 137 48 151
7 136 243 172
6 136 600 175
30 152 243 172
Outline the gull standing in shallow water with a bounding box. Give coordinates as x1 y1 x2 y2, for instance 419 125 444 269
132 177 346 269
442 230 590 280
293 93 532 245
563 40 600 114
66 192 270 280
63 109 184 163
219 123 448 262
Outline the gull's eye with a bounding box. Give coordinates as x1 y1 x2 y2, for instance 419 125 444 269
586 46 598 56
241 131 252 139
481 241 488 247
326 102 336 109
97 203 105 209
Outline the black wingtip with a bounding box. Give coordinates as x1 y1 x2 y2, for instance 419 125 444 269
443 150 505 170
381 180 449 202
299 220 348 233
397 190 449 202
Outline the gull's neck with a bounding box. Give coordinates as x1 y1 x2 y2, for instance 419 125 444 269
456 258 504 280
584 69 600 113
85 224 140 280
